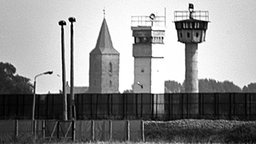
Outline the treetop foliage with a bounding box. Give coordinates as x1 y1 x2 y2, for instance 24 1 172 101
0 62 33 94
165 79 256 93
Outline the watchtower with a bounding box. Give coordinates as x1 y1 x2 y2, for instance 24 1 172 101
131 13 166 93
174 4 209 93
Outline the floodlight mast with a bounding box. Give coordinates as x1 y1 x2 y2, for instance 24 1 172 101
68 17 76 120
58 20 68 121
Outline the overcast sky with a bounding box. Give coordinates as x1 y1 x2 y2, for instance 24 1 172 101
1 0 256 93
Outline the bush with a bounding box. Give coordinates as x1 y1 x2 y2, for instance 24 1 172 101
225 124 256 143
145 119 256 143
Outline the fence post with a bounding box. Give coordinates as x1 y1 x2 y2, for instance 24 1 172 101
126 120 130 141
109 120 112 141
91 120 95 141
72 120 75 141
57 121 60 139
15 120 18 138
42 120 45 138
33 120 37 141
141 120 145 142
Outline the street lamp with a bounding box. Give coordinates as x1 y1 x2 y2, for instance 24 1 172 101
32 71 53 121
69 17 76 120
32 71 53 138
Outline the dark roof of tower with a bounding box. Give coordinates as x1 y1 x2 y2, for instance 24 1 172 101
90 18 119 55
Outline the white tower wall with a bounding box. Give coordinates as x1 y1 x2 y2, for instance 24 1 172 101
133 58 151 93
151 57 164 93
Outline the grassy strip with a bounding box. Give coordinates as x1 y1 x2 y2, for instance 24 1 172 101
144 119 256 143
2 119 256 143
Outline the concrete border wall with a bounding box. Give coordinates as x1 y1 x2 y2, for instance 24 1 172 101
0 120 143 142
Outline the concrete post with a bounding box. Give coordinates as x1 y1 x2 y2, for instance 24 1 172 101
126 120 130 141
109 120 112 141
185 43 199 116
58 20 68 121
68 17 76 120
185 43 198 93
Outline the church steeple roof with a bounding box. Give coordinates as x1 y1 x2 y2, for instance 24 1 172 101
90 18 119 55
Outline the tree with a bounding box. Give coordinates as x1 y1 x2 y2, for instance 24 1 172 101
123 89 133 93
199 79 241 92
0 62 33 94
243 83 256 92
165 80 183 93
222 80 241 92
165 79 243 93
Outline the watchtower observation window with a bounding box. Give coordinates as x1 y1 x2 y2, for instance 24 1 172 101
187 32 190 38
152 36 164 44
134 37 151 44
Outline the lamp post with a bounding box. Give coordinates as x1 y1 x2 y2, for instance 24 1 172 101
69 17 76 120
32 71 53 120
32 71 53 137
59 20 68 121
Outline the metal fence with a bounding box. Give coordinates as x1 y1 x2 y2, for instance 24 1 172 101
0 93 256 120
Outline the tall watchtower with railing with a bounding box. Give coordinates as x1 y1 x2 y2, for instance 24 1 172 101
174 4 209 116
131 13 166 93
174 4 209 93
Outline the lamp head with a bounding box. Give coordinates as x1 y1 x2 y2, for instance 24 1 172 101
58 20 66 26
68 17 76 23
149 13 156 20
44 71 53 75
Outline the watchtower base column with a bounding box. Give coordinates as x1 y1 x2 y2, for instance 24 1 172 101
185 43 198 93
185 43 199 116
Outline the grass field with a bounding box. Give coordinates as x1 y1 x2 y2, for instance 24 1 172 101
145 119 256 143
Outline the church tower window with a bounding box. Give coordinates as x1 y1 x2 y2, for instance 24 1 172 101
109 62 112 73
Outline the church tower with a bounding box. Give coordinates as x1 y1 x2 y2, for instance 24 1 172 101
89 18 120 93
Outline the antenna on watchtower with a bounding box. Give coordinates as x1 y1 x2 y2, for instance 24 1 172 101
164 7 166 27
189 3 194 19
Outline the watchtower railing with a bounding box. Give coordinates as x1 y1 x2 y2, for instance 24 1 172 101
174 11 209 21
131 15 166 27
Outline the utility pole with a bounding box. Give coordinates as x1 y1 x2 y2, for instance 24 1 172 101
69 17 76 120
59 20 68 121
